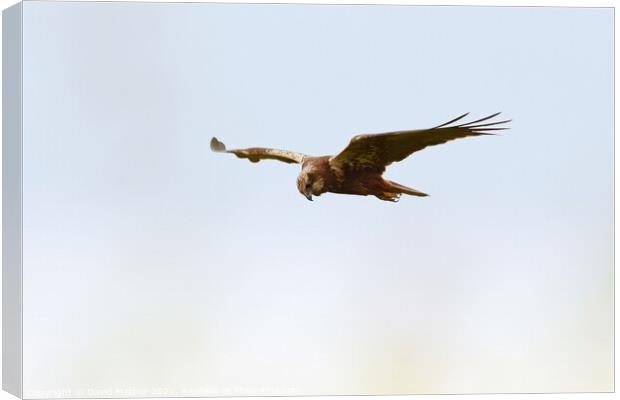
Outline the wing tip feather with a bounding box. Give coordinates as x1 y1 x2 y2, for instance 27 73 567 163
432 112 470 129
210 137 227 152
436 112 511 132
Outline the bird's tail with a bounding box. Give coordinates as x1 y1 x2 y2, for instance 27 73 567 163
387 180 429 197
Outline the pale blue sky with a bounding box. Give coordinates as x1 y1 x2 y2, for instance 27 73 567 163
21 2 613 396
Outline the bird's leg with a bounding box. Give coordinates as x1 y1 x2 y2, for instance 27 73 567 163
376 192 401 202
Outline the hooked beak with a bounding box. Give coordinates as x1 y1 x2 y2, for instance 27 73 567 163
305 193 313 201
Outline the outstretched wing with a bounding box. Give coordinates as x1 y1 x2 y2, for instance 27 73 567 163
330 113 510 172
210 137 307 164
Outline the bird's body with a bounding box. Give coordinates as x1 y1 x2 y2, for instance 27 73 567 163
298 156 425 202
210 113 510 202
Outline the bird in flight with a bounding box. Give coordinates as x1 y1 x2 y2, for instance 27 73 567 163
210 112 510 202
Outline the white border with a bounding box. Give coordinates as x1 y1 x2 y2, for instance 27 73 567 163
0 1 614 400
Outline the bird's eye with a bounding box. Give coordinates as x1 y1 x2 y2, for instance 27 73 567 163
306 182 312 189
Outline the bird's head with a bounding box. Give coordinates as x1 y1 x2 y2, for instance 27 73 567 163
296 170 324 201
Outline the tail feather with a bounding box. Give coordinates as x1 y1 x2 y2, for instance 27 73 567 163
388 180 429 197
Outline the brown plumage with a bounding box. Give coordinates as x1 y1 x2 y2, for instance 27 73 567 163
210 113 510 202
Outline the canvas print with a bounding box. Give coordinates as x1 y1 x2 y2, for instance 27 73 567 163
2 1 613 398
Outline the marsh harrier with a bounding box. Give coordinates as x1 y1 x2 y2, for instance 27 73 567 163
210 113 509 202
